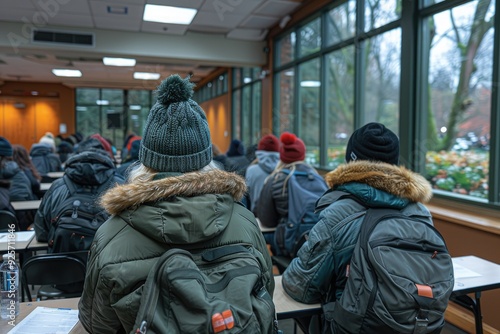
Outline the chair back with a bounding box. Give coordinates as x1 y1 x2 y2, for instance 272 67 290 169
0 210 18 232
21 251 88 301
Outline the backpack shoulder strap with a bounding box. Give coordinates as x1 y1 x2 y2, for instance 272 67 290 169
63 174 78 196
358 208 403 257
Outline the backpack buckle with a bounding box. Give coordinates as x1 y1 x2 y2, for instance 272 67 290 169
413 315 428 334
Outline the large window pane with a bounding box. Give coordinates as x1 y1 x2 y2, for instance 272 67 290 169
241 85 251 146
326 0 356 46
232 89 241 141
251 81 262 145
276 32 296 67
76 88 99 104
362 28 401 132
276 69 295 134
364 0 401 32
299 18 321 57
101 89 123 105
76 106 100 137
299 58 320 166
424 1 494 200
325 46 355 169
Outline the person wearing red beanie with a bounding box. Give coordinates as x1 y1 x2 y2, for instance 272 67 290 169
255 131 327 258
245 134 281 212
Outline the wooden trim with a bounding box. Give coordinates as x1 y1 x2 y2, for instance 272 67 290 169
445 302 500 334
427 203 500 236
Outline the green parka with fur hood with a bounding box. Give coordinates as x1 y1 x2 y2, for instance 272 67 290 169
78 168 274 334
282 160 433 305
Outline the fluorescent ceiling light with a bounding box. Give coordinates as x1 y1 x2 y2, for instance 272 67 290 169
143 5 197 25
96 100 109 105
300 81 321 87
134 72 160 80
129 105 142 110
52 69 82 77
243 77 252 84
103 57 136 66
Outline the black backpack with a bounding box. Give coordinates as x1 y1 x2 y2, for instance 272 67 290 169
132 244 279 334
47 175 113 253
326 193 454 334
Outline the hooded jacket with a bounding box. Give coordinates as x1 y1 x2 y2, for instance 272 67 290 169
30 143 62 175
245 150 280 212
34 150 124 242
78 169 275 334
282 161 433 305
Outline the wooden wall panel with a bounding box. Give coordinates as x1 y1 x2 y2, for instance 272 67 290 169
34 99 61 142
0 100 36 149
201 94 230 153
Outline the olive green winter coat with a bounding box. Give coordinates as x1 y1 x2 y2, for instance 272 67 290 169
78 168 274 334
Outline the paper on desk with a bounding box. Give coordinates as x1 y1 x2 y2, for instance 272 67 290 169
8 307 79 334
453 263 482 279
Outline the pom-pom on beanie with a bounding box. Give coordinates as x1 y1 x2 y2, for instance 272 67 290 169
280 132 305 163
139 74 212 173
0 137 13 157
258 134 280 152
345 122 399 165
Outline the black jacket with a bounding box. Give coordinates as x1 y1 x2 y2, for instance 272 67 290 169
34 150 125 242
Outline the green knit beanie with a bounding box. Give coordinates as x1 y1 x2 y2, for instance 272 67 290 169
139 75 212 173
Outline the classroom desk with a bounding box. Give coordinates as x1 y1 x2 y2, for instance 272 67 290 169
46 171 64 179
26 237 49 252
0 231 35 252
451 255 500 334
0 298 85 334
40 183 51 191
11 200 41 211
273 275 321 320
1 277 321 333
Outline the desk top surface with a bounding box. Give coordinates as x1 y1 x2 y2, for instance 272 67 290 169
0 231 35 252
452 255 500 294
11 200 41 211
46 171 64 178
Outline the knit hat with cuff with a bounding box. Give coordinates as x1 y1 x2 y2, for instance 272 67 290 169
280 132 305 163
139 75 212 173
345 122 399 165
258 134 280 152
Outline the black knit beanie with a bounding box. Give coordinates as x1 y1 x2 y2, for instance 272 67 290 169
139 75 212 173
345 122 399 164
0 137 13 157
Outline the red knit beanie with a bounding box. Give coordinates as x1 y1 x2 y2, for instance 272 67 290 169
90 133 113 158
280 132 305 163
258 134 279 152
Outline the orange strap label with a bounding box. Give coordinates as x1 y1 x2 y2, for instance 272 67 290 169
415 284 433 298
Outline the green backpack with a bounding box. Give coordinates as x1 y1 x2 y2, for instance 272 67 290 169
131 244 279 334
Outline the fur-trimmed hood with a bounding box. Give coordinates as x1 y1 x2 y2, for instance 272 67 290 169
325 161 432 203
101 169 246 215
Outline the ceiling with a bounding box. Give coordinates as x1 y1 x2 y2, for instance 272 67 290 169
0 0 303 90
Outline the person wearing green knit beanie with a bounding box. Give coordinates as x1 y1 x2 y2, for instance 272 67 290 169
78 74 275 334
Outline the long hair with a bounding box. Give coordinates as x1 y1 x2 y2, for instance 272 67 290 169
12 145 42 181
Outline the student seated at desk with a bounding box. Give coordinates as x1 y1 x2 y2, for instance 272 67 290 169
282 123 440 333
78 75 274 334
0 137 38 231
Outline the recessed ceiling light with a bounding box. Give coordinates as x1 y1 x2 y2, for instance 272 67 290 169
143 5 197 25
103 57 136 66
52 69 82 77
134 72 160 80
300 81 321 87
96 100 109 105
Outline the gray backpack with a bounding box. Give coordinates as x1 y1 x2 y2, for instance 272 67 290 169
132 244 279 334
329 206 454 334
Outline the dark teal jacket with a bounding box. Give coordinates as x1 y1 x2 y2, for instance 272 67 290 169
282 160 433 304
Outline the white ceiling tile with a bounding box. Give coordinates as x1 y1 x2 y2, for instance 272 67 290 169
93 16 142 31
32 0 92 15
0 8 38 21
146 0 203 9
254 0 301 16
240 15 278 29
45 14 95 28
200 0 264 15
90 1 144 19
140 22 188 35
192 11 245 29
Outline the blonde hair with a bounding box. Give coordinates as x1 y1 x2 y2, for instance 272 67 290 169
127 161 221 183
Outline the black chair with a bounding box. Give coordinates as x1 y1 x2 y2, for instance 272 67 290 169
272 230 310 275
21 250 88 302
0 210 19 232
